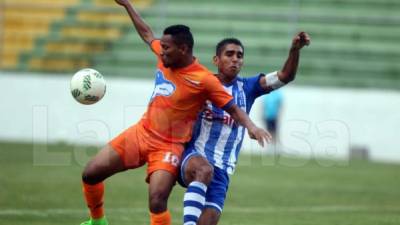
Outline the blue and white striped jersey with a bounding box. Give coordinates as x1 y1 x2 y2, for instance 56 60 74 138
186 74 266 174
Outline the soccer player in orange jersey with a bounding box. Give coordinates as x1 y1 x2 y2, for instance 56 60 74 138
79 1 271 225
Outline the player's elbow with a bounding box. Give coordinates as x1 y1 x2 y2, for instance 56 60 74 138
285 74 295 83
143 34 154 45
140 29 155 44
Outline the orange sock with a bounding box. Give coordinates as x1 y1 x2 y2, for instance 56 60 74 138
82 182 105 219
150 210 171 225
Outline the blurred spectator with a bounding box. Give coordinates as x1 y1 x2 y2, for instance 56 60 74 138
262 89 283 143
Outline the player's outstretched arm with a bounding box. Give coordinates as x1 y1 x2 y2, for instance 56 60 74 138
225 104 272 147
115 0 155 45
260 31 311 91
279 31 311 83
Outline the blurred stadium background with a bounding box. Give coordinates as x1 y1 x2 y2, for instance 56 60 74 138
2 0 400 87
1 0 400 224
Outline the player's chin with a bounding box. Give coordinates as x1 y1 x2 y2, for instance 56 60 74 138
162 60 171 68
228 68 240 76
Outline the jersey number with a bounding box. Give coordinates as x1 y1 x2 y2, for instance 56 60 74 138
162 152 179 167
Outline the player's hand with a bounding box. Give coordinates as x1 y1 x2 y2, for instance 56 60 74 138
247 126 272 147
115 0 131 7
291 31 311 50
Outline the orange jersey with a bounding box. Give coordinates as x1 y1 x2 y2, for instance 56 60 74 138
139 40 233 143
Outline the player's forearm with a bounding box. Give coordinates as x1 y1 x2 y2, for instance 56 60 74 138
226 105 257 130
122 3 155 45
278 47 300 83
226 104 271 146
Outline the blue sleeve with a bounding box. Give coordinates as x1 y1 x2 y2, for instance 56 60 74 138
243 74 267 112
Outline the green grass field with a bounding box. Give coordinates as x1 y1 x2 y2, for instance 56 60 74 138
1 141 399 225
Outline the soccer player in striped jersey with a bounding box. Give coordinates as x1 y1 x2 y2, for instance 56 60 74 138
79 1 271 225
179 33 311 225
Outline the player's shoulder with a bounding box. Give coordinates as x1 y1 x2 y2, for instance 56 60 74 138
178 61 216 89
242 73 264 81
186 61 216 80
150 39 161 53
237 73 266 95
191 61 213 75
234 74 255 85
239 73 265 86
236 76 245 83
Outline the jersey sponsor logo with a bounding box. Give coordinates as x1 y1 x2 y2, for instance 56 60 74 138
203 108 235 127
150 70 176 100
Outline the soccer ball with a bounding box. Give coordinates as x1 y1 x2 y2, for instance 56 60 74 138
70 68 106 105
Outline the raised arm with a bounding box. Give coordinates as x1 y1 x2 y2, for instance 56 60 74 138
115 0 155 45
260 31 311 91
225 104 272 147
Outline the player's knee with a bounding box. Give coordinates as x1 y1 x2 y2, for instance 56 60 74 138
82 169 95 184
198 208 221 225
208 212 220 225
149 190 168 213
194 164 213 185
82 164 101 185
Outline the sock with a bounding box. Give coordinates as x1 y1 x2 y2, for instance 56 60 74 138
150 210 171 225
183 181 207 225
82 182 105 219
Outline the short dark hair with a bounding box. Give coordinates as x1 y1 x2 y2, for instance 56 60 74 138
216 38 244 56
163 24 194 51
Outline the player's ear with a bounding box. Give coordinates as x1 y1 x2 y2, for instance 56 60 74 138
212 55 218 66
179 44 189 55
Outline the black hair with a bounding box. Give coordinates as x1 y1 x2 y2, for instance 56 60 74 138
163 24 194 51
215 38 244 56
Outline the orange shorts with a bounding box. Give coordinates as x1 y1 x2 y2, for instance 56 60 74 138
109 123 184 181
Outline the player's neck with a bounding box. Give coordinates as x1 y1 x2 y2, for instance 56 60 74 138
217 73 237 85
171 56 195 70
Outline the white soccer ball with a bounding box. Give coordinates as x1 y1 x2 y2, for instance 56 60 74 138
70 68 106 105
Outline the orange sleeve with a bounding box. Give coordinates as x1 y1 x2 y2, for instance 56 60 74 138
203 74 234 109
150 39 161 56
